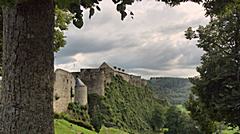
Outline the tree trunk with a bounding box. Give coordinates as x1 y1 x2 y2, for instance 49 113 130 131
0 9 3 75
0 0 55 133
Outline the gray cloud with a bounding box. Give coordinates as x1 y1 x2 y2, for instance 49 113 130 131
54 56 76 65
54 28 140 64
105 39 202 70
55 1 208 78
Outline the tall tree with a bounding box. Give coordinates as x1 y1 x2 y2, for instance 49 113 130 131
185 94 218 133
185 4 240 126
165 106 201 134
0 0 55 133
0 0 236 133
0 9 2 75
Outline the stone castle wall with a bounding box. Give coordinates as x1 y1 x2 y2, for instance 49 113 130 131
141 79 148 87
113 71 147 87
100 63 115 85
75 78 88 106
114 71 130 82
54 69 88 113
78 63 148 96
53 63 148 113
53 69 75 113
79 69 105 96
129 75 141 87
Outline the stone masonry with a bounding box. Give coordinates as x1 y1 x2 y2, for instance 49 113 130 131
74 62 148 96
53 69 88 113
53 62 147 113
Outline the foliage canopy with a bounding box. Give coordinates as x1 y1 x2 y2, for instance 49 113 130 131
185 4 240 126
1 0 238 29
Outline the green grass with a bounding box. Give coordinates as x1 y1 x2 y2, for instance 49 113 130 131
54 119 97 134
222 127 239 134
54 119 128 134
99 126 128 134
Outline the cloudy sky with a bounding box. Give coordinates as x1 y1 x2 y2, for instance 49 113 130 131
54 1 209 79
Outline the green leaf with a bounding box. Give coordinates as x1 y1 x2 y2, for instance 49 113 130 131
130 11 134 15
120 11 127 20
96 6 101 11
92 0 99 4
69 3 81 14
89 8 95 19
123 0 134 5
117 4 126 12
112 0 121 4
73 18 84 29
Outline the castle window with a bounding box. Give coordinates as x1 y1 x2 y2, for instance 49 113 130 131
55 94 60 100
70 87 74 98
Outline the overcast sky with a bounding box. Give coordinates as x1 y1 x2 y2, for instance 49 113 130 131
54 1 209 79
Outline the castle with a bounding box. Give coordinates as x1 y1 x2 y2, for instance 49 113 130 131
53 62 147 113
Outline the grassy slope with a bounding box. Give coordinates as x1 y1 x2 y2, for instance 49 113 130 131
88 76 167 133
99 126 128 134
222 127 239 134
54 119 128 134
54 119 97 134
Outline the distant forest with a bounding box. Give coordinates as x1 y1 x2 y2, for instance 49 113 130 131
149 77 192 104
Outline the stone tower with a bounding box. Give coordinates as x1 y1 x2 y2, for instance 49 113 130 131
53 69 75 113
75 78 88 106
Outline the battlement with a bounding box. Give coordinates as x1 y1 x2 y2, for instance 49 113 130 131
53 62 148 113
78 62 147 96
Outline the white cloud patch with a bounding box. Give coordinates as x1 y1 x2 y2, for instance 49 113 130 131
54 0 209 79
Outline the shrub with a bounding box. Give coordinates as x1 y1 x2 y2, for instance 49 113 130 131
67 102 90 122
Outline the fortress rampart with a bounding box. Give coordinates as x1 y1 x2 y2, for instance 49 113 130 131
78 62 147 96
54 62 147 113
53 69 88 113
79 69 105 96
53 69 75 113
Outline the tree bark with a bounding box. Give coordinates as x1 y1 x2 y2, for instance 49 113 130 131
0 9 3 75
0 0 55 133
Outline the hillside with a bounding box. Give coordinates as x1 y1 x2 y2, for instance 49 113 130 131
88 75 167 133
54 119 96 134
54 119 128 134
149 77 192 105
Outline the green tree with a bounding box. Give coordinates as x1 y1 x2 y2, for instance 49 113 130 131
0 8 71 77
0 9 2 75
165 106 201 134
0 0 237 133
53 7 73 52
185 4 240 126
150 108 165 131
185 94 218 133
